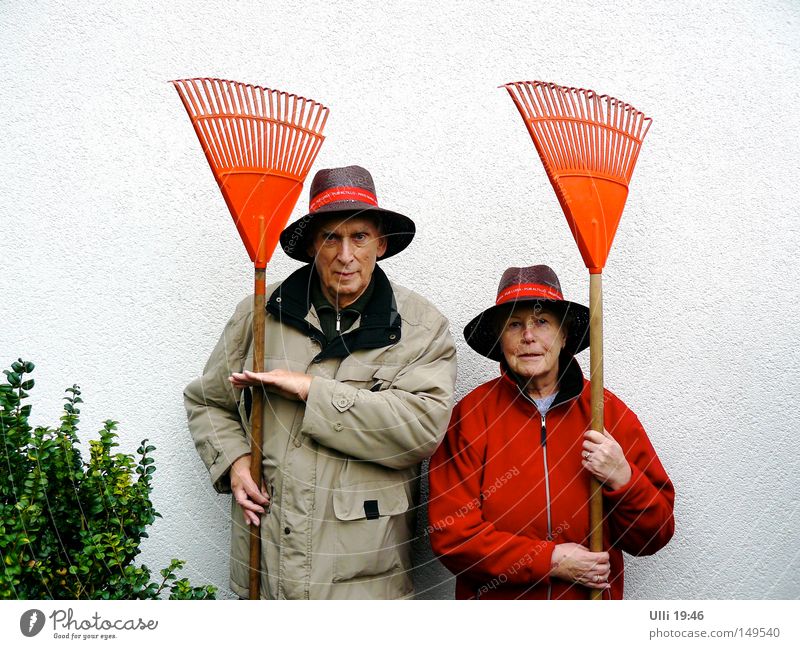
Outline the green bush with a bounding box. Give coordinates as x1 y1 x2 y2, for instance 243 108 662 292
0 359 215 599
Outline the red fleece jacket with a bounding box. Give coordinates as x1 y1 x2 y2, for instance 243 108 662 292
428 361 675 599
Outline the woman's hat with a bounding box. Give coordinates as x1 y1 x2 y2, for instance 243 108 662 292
280 165 416 263
464 264 590 361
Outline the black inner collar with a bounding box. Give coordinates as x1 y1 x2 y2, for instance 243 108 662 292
266 263 402 361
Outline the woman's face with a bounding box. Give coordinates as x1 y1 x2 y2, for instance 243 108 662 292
499 304 566 384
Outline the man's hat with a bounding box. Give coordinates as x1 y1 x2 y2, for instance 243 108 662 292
464 264 591 361
280 165 415 263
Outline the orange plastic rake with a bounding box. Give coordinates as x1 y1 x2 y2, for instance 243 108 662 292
172 78 329 268
502 80 651 599
172 78 329 599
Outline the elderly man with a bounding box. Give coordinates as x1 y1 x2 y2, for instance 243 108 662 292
184 165 457 599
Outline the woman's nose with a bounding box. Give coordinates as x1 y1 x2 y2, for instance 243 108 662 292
521 325 536 342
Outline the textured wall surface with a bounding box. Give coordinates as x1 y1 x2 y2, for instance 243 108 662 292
1 1 798 600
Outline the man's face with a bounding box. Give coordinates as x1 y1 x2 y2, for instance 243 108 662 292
308 215 387 308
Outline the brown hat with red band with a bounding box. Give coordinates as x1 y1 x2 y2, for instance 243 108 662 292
464 264 590 361
280 165 415 263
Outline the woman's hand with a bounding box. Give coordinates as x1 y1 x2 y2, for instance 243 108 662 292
550 542 610 590
229 369 312 402
229 454 270 526
582 429 632 490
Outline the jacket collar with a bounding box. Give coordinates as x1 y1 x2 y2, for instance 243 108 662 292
266 263 401 360
500 354 586 410
310 270 375 318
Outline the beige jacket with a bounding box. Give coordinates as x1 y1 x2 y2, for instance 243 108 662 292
184 264 457 599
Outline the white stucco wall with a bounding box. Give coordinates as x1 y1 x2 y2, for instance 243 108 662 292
1 1 798 599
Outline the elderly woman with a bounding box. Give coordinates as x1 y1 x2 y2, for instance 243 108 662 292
428 265 674 599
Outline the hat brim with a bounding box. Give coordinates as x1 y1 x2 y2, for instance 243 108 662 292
279 203 416 263
464 298 590 362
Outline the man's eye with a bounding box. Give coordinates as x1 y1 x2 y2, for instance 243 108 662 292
353 233 367 242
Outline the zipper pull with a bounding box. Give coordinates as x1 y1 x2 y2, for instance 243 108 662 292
336 311 341 333
540 413 547 447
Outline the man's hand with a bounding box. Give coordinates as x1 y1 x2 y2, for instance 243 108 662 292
550 542 610 590
581 429 632 490
229 454 270 526
229 369 312 402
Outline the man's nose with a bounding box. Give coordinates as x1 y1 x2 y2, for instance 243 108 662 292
336 238 355 263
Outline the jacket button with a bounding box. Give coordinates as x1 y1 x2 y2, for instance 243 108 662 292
293 437 302 447
337 398 348 408
284 527 291 535
334 422 343 432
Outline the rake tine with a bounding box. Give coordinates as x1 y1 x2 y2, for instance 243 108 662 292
203 79 233 169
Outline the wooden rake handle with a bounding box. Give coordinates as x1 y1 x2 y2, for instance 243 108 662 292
248 267 266 599
589 272 604 600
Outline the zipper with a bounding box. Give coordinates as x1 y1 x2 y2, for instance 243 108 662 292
541 412 553 600
515 383 582 600
335 310 341 333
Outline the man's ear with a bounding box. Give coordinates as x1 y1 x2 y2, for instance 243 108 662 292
375 234 388 259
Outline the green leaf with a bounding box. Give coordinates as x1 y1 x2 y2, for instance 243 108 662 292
0 358 214 599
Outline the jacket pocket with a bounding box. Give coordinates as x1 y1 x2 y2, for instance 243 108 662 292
372 364 401 390
332 480 411 583
334 363 383 390
334 362 403 395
